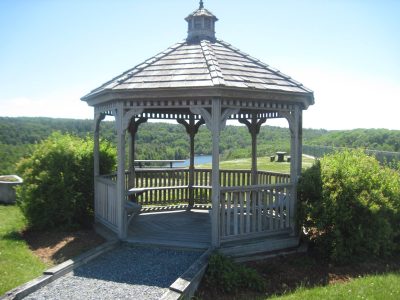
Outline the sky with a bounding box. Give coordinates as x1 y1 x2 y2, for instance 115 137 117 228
0 0 399 130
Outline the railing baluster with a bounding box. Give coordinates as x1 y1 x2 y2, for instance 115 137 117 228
221 192 226 237
233 192 238 235
239 192 244 234
257 190 262 232
246 191 251 234
226 192 231 236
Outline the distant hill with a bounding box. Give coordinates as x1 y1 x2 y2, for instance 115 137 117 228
0 117 399 174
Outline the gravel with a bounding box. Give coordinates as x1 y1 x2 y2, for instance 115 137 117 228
24 245 203 300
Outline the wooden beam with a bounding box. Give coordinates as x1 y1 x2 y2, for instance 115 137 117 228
93 113 105 177
127 117 148 188
115 104 127 239
211 98 221 248
238 114 266 185
177 115 205 209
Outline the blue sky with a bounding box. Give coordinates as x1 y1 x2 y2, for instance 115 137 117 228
0 0 399 130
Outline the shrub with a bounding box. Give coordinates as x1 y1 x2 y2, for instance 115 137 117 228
298 149 400 263
16 132 116 230
204 252 265 293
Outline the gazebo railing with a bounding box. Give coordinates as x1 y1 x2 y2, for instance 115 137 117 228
97 169 290 207
220 183 293 242
95 169 291 233
94 175 118 233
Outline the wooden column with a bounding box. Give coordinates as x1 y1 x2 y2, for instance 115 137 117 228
288 105 302 234
177 115 204 209
93 113 105 224
239 114 266 185
127 117 148 188
211 98 221 247
94 113 105 178
115 105 127 239
190 104 236 248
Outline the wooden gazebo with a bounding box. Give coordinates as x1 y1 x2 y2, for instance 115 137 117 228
81 1 314 255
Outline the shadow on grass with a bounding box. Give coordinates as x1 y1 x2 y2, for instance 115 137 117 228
2 230 24 241
20 229 105 265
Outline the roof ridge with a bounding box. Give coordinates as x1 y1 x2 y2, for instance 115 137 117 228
85 40 186 97
217 39 313 93
200 40 225 86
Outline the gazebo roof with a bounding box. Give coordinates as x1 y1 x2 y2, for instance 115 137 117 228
82 1 314 108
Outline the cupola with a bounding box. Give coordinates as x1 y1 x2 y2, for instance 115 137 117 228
185 0 218 43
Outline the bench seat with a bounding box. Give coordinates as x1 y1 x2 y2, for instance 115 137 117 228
127 185 188 195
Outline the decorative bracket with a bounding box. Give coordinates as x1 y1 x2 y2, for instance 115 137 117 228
128 116 148 136
220 108 239 130
123 108 144 131
94 112 106 133
190 107 212 130
280 110 295 136
190 107 239 131
177 116 205 135
238 114 267 135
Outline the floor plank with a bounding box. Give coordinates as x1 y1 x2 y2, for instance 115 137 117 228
127 209 211 249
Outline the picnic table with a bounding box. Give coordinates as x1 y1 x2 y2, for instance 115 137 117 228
134 159 185 168
276 151 287 162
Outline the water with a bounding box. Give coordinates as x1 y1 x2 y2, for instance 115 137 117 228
172 155 212 167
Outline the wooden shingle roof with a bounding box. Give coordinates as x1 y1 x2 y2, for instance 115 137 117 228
83 39 313 103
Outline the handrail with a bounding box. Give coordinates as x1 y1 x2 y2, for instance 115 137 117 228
220 182 292 193
98 169 291 206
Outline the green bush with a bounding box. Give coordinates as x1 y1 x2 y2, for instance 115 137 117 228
298 149 400 263
16 132 116 230
204 252 265 293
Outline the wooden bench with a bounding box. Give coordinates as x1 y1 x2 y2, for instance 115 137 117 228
125 187 188 225
127 185 189 202
125 185 209 223
270 155 275 162
125 200 142 225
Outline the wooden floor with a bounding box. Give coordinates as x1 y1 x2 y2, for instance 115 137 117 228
127 208 211 249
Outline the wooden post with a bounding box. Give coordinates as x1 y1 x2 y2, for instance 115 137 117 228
189 116 196 208
288 105 302 234
239 114 266 185
250 115 258 185
211 99 221 248
94 113 105 178
177 115 204 210
128 117 148 188
115 105 127 239
93 113 105 224
297 110 303 178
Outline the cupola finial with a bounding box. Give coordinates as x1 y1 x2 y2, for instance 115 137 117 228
185 1 218 43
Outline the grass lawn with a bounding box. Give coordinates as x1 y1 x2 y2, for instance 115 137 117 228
197 252 400 299
0 204 45 295
198 155 315 173
271 273 400 300
0 204 104 296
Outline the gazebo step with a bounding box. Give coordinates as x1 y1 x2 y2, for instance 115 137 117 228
220 234 300 258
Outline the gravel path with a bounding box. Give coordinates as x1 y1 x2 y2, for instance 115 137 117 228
25 245 203 300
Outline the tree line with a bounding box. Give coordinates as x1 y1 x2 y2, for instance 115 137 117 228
0 117 399 174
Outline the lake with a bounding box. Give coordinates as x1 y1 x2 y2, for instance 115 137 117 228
172 155 212 167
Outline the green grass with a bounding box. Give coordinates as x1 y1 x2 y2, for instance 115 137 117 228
198 155 315 173
270 273 400 299
0 205 45 295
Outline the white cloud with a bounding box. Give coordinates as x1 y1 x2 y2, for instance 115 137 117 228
0 89 93 119
298 68 400 130
1 72 399 130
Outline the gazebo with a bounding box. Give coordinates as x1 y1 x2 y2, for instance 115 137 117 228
81 1 314 255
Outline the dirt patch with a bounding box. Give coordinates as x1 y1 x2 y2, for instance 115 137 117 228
22 229 105 266
196 252 400 299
